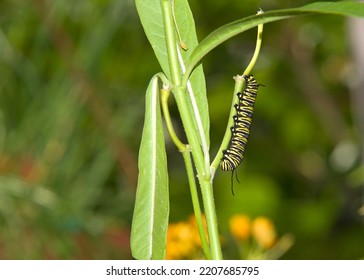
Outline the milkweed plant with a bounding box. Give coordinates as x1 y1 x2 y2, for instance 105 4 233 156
130 0 364 260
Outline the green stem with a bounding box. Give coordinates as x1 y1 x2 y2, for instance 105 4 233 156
200 178 222 259
243 9 264 76
156 72 173 88
161 87 185 151
177 47 210 176
161 0 222 259
183 150 211 259
161 85 210 259
174 88 222 259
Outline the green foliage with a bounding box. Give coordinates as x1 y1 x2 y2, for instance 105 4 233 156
135 0 209 149
0 0 364 260
130 75 169 260
184 1 364 80
0 0 137 259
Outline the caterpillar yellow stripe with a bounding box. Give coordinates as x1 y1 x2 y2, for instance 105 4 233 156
220 75 261 194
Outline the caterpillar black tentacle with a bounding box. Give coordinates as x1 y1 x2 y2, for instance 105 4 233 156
220 74 260 195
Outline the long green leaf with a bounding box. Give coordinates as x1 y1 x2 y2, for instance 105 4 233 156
135 0 209 148
130 75 169 260
135 0 171 78
183 1 364 83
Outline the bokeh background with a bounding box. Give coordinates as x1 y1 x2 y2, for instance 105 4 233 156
0 0 363 259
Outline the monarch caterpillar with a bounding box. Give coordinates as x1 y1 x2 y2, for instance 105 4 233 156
220 74 260 195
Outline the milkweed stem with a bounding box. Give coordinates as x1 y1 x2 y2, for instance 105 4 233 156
243 9 264 76
161 0 221 259
161 86 185 151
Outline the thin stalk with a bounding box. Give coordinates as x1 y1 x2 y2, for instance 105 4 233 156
210 13 264 172
161 87 185 151
173 87 222 259
171 0 188 50
161 86 210 259
156 72 173 88
183 150 211 259
199 178 222 259
177 47 210 176
160 0 205 178
161 0 222 259
243 9 264 76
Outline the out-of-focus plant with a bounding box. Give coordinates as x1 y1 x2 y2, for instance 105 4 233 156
229 214 294 260
0 0 137 259
165 214 293 260
166 216 207 260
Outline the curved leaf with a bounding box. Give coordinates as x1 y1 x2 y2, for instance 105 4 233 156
130 75 169 260
183 1 364 81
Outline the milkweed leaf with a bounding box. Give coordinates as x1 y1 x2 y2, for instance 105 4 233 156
130 75 169 260
135 0 209 148
184 1 364 79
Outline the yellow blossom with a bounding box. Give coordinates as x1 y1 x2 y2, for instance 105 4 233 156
252 217 276 249
229 214 251 241
166 218 201 260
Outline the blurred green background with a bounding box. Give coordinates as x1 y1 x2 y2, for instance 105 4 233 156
0 0 363 259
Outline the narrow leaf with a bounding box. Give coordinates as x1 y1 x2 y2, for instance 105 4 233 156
131 75 169 260
136 0 210 148
184 1 364 79
135 0 170 78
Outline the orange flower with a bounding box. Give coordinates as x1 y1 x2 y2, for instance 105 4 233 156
252 217 276 249
229 214 251 241
166 221 197 260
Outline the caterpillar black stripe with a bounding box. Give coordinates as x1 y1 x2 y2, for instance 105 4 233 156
220 74 260 194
